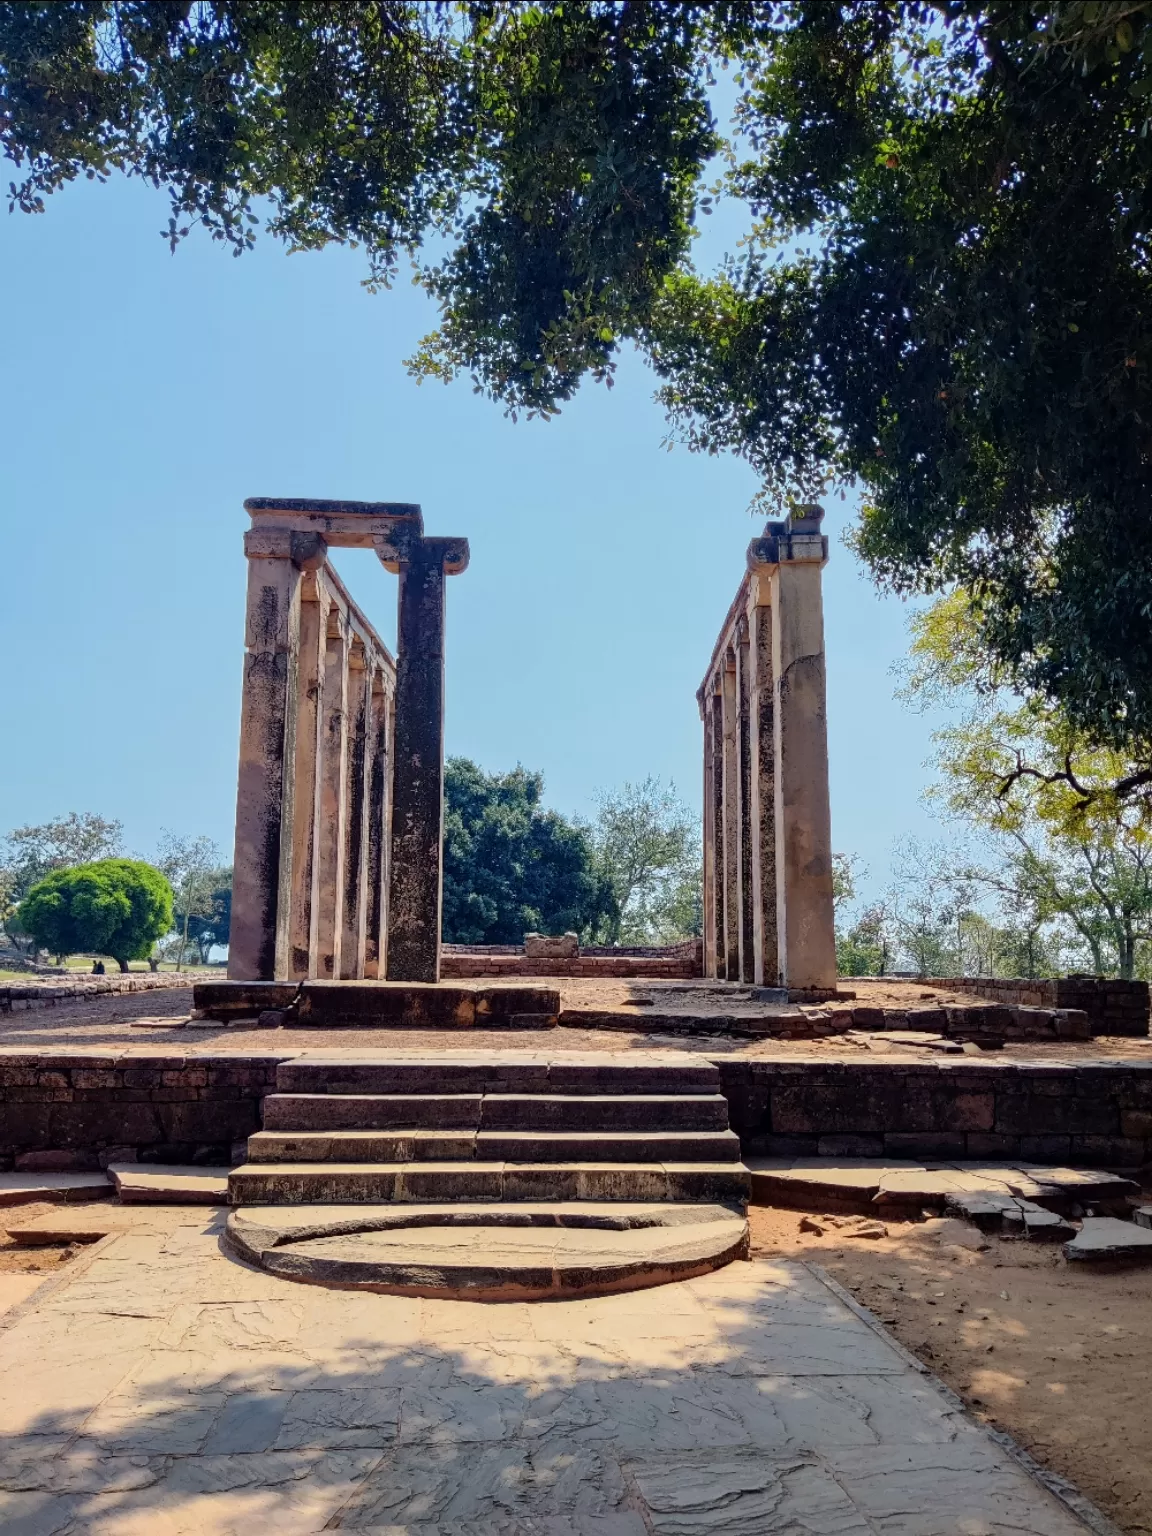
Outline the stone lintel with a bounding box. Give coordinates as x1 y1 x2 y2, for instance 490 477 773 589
375 528 470 576
246 498 424 550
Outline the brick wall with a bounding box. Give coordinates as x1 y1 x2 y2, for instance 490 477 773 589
716 1056 1152 1167
926 976 1149 1036
0 1051 289 1170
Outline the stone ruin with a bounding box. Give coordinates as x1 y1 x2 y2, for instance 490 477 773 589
228 497 467 985
698 505 837 995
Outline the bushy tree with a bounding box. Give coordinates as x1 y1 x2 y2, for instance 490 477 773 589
587 777 701 944
9 4 1152 765
442 759 615 944
20 859 173 971
155 832 225 970
1 811 122 907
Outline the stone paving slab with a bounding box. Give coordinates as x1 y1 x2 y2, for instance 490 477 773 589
0 1171 112 1207
0 1207 1105 1533
108 1165 231 1205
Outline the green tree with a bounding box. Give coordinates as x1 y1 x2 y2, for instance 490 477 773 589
587 777 701 944
20 858 173 971
186 876 232 966
442 758 615 944
8 5 1152 762
903 591 1152 977
1 811 123 906
155 832 223 971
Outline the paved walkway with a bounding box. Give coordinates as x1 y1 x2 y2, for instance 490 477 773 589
0 1210 1099 1534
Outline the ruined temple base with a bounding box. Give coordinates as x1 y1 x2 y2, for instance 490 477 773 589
193 979 562 1029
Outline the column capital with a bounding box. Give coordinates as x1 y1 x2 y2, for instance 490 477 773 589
243 527 330 568
374 527 470 575
747 505 829 571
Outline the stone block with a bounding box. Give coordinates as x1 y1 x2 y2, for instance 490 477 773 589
1070 1135 1146 1166
816 1135 885 1158
1065 1217 1152 1261
1120 1109 1152 1140
882 1132 966 1159
523 932 579 959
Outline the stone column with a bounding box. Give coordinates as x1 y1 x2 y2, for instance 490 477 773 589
363 676 390 979
708 684 725 980
339 640 370 978
229 528 319 982
376 529 469 982
769 508 837 991
700 683 718 979
310 608 349 979
746 578 778 985
736 620 755 982
276 563 328 980
720 652 741 981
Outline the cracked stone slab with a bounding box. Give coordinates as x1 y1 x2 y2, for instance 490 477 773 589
1064 1216 1152 1262
0 1171 111 1207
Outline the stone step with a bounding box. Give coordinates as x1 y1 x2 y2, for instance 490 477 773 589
246 1128 743 1165
273 1056 721 1097
261 1092 731 1133
228 1160 751 1206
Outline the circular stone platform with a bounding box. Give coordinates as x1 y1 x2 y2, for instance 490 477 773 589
225 1201 749 1300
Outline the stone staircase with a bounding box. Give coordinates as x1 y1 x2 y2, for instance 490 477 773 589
228 1053 750 1207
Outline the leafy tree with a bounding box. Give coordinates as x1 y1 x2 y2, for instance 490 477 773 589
903 592 1152 976
1 811 123 907
587 777 701 944
186 876 232 966
442 758 615 944
20 858 173 971
8 4 1152 763
155 832 223 970
836 903 895 978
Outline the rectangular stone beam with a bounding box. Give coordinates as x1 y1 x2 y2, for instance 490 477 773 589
747 583 778 986
339 642 371 978
363 678 391 979
721 654 741 981
736 624 755 982
276 574 326 980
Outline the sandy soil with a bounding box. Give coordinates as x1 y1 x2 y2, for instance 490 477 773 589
0 1201 82 1275
4 980 1152 1059
749 1203 1152 1535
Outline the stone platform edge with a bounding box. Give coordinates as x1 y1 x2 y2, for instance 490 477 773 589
2 1048 1152 1173
1 972 197 1015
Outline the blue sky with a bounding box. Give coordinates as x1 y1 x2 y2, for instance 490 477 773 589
0 166 950 904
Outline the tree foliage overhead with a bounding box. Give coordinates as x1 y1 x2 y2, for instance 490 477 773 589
442 757 615 944
19 857 173 970
7 2 1152 749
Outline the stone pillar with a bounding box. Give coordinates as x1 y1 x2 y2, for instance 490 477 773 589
229 528 321 982
277 565 328 980
376 529 469 982
768 509 836 991
700 684 718 979
736 621 755 982
339 640 370 978
363 676 390 979
720 652 741 981
746 579 778 985
310 608 349 979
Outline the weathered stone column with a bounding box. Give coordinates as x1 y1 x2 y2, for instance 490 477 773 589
700 683 718 979
229 528 315 982
310 609 349 979
720 651 741 980
363 676 391 979
764 507 836 991
736 620 755 982
376 528 470 982
276 557 328 980
745 577 778 985
339 641 370 978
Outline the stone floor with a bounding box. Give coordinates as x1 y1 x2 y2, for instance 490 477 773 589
0 1207 1105 1534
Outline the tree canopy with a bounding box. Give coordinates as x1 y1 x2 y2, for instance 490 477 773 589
6 3 1152 753
20 857 174 970
442 757 615 943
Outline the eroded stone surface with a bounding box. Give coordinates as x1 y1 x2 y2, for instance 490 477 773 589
1064 1216 1152 1261
109 1164 231 1205
0 1215 1095 1535
0 1171 111 1207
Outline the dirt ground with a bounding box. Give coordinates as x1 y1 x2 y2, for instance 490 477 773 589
0 1202 79 1275
749 1203 1152 1535
5 980 1152 1058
